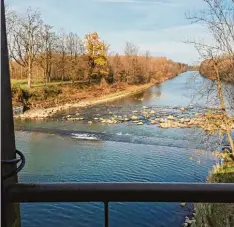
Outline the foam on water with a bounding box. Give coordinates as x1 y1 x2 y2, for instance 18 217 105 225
70 133 99 141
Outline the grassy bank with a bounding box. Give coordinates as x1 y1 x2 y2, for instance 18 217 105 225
191 156 234 227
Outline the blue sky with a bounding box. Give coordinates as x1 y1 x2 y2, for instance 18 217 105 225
7 0 213 64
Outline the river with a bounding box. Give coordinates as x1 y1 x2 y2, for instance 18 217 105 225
15 71 223 227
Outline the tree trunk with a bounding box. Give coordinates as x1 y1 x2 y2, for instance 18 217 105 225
20 66 23 79
44 70 47 86
214 64 234 154
27 59 32 88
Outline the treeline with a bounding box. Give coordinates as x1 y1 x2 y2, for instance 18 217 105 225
7 7 188 88
200 57 234 83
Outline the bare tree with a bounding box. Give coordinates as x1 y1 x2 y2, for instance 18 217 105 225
38 24 58 84
124 42 139 56
56 29 68 81
66 32 84 82
187 0 234 153
7 7 43 88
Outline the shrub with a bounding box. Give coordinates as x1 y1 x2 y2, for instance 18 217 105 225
29 86 62 101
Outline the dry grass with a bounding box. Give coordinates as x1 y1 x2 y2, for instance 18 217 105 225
193 158 234 227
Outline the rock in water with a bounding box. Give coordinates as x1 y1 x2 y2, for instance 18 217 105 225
180 107 185 111
160 123 169 128
137 122 144 125
131 115 138 120
88 121 93 124
180 202 186 207
167 115 174 120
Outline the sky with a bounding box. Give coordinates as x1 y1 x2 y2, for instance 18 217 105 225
7 0 214 64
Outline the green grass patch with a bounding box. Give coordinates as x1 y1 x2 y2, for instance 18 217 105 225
11 79 87 88
11 79 27 86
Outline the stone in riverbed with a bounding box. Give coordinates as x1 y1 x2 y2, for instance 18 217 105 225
167 115 174 120
132 110 138 113
88 121 93 124
67 117 81 121
180 202 186 207
150 110 155 114
142 106 148 109
131 115 138 120
185 220 193 225
160 123 170 128
150 120 157 124
137 122 144 125
94 117 99 120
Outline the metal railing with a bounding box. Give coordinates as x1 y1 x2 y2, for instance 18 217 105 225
6 182 234 227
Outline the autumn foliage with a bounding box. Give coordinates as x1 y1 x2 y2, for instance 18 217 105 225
7 7 187 88
200 57 234 83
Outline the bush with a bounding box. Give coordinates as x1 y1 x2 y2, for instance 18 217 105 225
29 86 62 101
11 85 31 110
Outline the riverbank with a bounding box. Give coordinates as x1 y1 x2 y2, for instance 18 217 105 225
187 156 234 227
14 83 154 119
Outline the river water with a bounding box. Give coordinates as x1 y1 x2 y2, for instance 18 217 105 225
15 71 224 227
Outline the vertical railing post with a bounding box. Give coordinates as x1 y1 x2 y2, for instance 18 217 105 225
1 0 21 226
104 202 109 227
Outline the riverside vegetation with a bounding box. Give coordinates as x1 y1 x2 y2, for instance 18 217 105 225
7 7 187 113
182 0 234 226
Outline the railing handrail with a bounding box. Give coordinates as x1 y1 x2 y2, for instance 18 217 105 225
7 182 234 203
